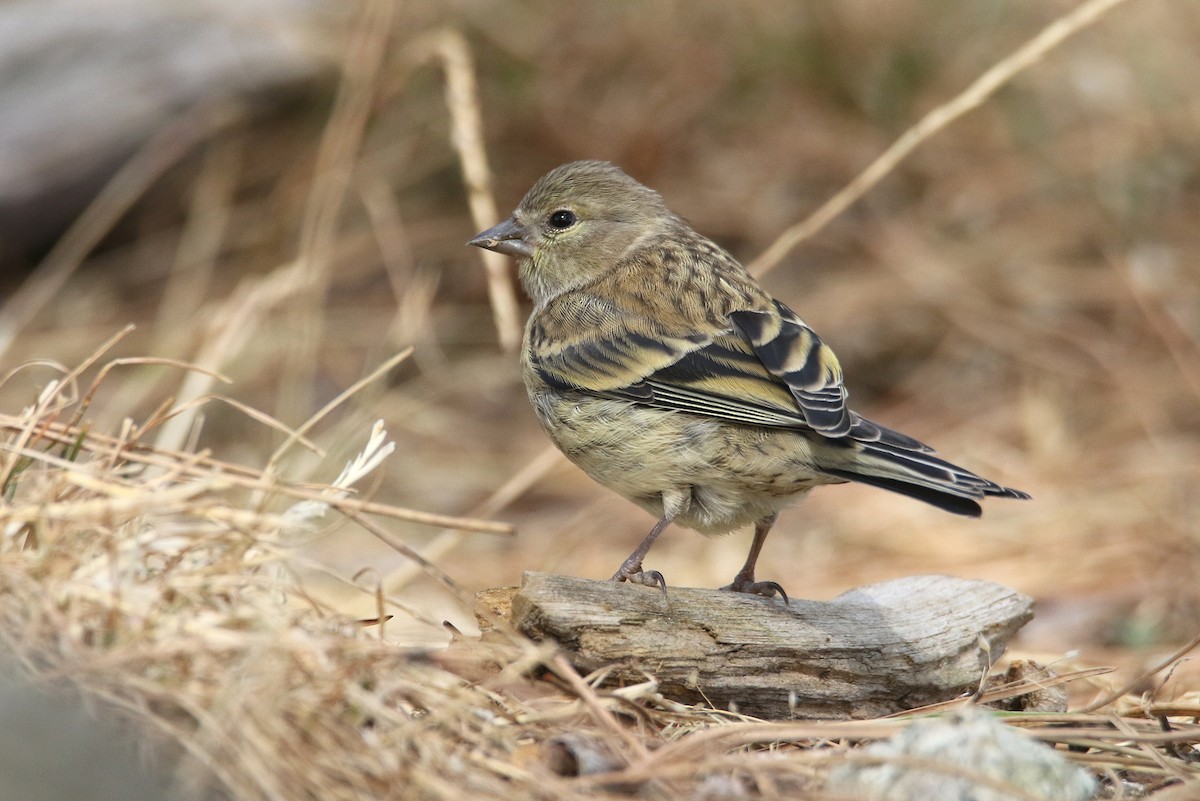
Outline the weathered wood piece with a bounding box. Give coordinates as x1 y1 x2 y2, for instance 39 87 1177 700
510 572 1034 720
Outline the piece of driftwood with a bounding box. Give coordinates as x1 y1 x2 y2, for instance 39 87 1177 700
508 571 1034 720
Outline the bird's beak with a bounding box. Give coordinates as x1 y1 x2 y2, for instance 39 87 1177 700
467 217 534 259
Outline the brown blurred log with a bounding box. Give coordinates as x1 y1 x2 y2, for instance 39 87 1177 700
505 571 1033 720
0 0 339 262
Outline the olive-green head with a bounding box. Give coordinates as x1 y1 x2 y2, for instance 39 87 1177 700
468 160 673 304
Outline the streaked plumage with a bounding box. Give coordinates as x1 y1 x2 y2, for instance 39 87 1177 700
470 160 1028 600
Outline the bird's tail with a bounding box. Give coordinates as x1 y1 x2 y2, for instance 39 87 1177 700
821 438 1030 517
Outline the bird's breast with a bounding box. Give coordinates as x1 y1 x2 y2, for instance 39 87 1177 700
524 384 834 534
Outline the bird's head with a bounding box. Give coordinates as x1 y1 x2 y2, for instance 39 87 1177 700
468 160 672 304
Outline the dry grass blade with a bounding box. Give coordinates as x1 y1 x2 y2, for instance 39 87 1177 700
155 137 241 343
383 444 563 593
748 0 1137 276
0 325 135 488
153 260 310 453
0 105 238 360
416 28 523 352
154 394 322 456
1082 632 1200 713
1110 254 1200 404
0 417 511 536
267 346 414 472
889 666 1118 717
280 0 396 423
0 346 511 537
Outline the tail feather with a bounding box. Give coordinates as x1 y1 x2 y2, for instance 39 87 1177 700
822 438 1030 517
822 468 985 516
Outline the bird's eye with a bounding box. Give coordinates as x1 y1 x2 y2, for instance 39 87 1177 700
547 209 576 229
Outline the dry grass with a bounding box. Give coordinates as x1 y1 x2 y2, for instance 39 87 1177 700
2 385 1197 798
2 0 1200 798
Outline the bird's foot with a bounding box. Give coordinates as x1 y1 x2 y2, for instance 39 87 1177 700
721 575 789 605
610 563 668 598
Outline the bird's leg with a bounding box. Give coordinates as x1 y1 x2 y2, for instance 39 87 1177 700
722 514 789 604
610 515 672 595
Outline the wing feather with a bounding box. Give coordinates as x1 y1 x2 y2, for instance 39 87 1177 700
730 301 851 437
529 292 934 451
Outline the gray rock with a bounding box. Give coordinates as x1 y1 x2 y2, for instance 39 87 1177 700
826 706 1096 801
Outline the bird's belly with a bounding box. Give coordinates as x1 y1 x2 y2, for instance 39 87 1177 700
529 390 832 534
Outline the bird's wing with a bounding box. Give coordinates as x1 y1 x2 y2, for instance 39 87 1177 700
727 300 850 436
529 295 929 443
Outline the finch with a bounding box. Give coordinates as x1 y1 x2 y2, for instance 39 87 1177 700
469 160 1028 601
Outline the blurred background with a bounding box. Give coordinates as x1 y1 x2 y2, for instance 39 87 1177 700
1 0 1197 682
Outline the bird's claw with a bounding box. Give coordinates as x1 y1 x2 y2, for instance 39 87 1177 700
611 566 669 599
722 577 790 605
